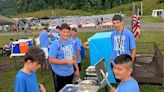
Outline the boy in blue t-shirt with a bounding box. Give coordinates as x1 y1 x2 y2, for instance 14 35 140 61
39 27 49 48
39 27 49 69
110 15 136 65
49 23 79 92
50 26 61 42
71 28 81 71
112 54 139 92
14 47 46 92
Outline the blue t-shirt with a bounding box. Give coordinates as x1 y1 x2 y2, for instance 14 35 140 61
111 28 136 64
39 31 49 48
50 29 61 41
14 70 40 92
71 37 81 63
116 77 140 92
49 38 75 76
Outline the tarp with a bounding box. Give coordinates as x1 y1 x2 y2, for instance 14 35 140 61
63 17 79 28
0 15 16 25
88 32 116 83
80 16 96 27
48 14 124 28
49 19 62 29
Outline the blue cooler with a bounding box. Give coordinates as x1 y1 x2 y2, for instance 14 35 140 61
12 42 20 54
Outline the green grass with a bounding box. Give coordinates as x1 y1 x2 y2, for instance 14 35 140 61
136 31 164 54
15 9 91 18
141 16 164 23
0 31 164 92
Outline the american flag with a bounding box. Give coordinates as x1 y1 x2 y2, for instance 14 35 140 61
132 9 141 39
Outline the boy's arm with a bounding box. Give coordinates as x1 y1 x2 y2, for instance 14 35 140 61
73 55 79 78
76 49 80 60
129 31 136 62
111 87 116 92
131 48 136 62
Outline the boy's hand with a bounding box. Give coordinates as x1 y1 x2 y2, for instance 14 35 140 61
65 60 76 65
39 84 46 92
111 87 116 92
74 70 79 78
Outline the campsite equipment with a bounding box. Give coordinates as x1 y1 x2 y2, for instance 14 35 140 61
10 39 33 57
133 42 164 86
85 66 98 80
88 32 116 83
60 58 112 92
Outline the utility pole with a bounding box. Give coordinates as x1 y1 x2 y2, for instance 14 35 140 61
141 1 143 16
52 10 54 18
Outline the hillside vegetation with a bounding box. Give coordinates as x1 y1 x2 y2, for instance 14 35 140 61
1 0 164 17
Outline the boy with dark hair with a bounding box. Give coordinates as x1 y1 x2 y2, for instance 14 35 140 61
14 47 46 92
110 15 136 65
49 26 61 42
112 54 139 92
55 26 61 39
49 23 79 92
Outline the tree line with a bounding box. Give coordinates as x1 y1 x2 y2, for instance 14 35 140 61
0 0 164 16
16 0 143 13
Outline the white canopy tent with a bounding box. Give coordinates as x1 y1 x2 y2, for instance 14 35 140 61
80 16 96 27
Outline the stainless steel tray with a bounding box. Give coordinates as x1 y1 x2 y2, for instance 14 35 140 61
59 84 99 92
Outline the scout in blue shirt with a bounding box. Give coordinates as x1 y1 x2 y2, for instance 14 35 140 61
49 23 79 92
71 28 81 70
112 54 140 92
50 26 61 42
39 27 49 69
39 27 49 48
110 15 136 65
14 47 46 92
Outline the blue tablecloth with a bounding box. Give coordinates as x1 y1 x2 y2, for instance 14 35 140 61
88 32 116 83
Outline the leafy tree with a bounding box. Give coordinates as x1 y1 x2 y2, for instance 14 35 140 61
143 0 158 15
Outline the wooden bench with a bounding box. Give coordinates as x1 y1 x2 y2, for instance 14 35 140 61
133 42 164 86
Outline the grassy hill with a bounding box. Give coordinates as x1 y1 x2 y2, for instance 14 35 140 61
15 9 92 18
15 1 164 18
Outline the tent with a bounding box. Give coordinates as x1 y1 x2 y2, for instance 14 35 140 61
88 32 116 83
101 14 114 27
63 17 79 28
80 16 96 27
49 19 62 29
0 15 16 25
